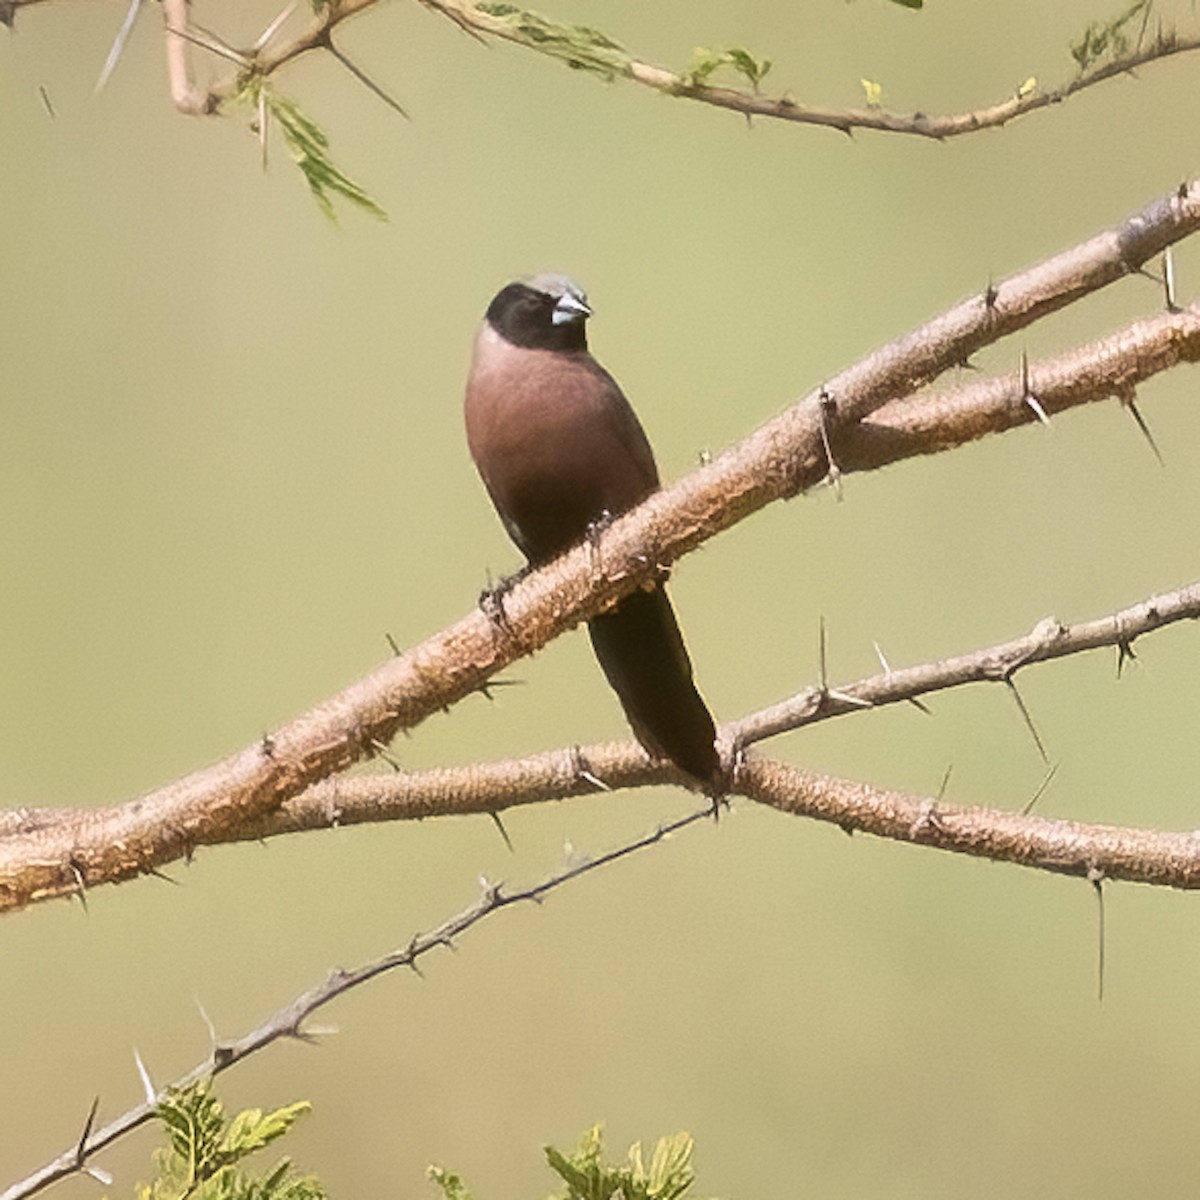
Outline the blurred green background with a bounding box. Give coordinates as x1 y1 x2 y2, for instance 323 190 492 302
3 1 1200 1195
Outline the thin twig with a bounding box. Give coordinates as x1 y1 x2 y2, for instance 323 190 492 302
160 0 218 114
0 805 712 1200
736 585 1200 747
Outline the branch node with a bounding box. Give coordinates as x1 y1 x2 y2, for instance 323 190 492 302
909 799 948 838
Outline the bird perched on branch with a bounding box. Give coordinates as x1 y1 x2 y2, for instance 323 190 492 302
464 274 720 789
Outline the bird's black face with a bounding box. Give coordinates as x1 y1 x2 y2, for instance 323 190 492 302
485 279 591 352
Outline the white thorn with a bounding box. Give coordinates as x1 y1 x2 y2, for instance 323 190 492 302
195 997 218 1047
95 0 144 93
1024 392 1052 426
872 640 892 673
253 0 297 51
302 1022 340 1038
133 1047 156 1105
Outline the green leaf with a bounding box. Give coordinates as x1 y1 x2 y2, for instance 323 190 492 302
261 89 388 222
683 45 770 89
157 1084 226 1183
436 1126 707 1200
542 1126 700 1200
644 1133 695 1200
427 1165 477 1200
475 4 629 78
221 1102 312 1158
1069 0 1150 71
889 0 923 8
141 1083 326 1200
724 47 771 88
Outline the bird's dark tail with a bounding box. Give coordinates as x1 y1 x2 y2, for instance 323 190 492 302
587 585 720 789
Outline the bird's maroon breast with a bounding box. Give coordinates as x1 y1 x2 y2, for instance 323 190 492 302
465 336 658 563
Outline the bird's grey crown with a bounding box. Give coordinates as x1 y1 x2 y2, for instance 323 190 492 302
524 273 588 308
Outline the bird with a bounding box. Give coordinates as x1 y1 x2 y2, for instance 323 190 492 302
464 274 720 789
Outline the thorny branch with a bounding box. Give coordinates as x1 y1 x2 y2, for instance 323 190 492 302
734 583 1200 749
733 761 1200 890
0 805 715 1200
418 0 1200 141
1 182 1199 912
5 580 1199 856
12 0 1200 139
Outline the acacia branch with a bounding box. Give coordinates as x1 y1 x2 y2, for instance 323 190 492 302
17 0 1195 140
6 581 1198 879
0 804 715 1200
735 581 1200 747
415 1 1200 141
1 181 1198 913
836 303 1200 472
14 0 1200 139
734 760 1200 890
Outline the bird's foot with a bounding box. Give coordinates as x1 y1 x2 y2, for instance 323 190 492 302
478 566 528 634
706 740 741 821
584 510 615 568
